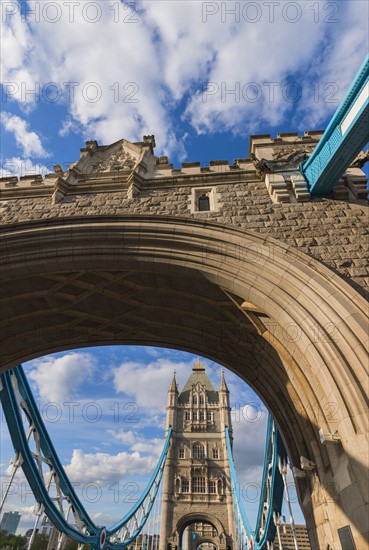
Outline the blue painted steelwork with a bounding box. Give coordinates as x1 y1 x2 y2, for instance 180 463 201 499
0 367 102 547
253 417 287 549
0 365 172 550
226 416 287 550
225 426 253 548
302 53 369 195
106 426 172 548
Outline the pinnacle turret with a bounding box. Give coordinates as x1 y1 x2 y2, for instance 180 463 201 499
219 368 229 393
168 370 179 394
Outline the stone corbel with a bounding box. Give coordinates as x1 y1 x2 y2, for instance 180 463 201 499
127 174 141 199
333 178 349 201
52 177 69 204
265 173 290 203
290 173 311 202
344 167 368 200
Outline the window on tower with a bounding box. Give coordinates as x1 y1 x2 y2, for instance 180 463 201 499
209 480 217 494
192 476 206 493
199 411 205 421
198 193 210 212
192 394 197 405
199 394 205 405
185 411 191 421
212 448 219 459
182 479 189 493
178 447 185 459
192 443 205 459
175 478 180 493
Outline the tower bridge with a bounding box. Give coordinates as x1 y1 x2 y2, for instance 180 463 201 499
1 59 369 550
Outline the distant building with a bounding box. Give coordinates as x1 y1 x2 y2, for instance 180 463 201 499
25 528 38 539
273 524 312 550
0 511 21 535
40 516 54 538
46 527 67 550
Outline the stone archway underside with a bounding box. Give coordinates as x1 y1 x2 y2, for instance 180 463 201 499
0 215 368 549
176 513 223 548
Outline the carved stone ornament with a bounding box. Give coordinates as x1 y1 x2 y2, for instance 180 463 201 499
91 148 136 173
350 148 369 168
272 145 315 161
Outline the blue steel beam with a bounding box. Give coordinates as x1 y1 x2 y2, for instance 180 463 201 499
0 368 102 547
302 53 369 195
106 426 172 549
226 416 288 550
0 365 172 550
253 417 287 550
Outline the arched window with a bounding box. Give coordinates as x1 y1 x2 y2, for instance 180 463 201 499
175 477 180 493
198 193 210 211
193 443 205 459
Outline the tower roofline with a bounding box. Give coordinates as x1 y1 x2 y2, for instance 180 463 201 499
193 358 205 371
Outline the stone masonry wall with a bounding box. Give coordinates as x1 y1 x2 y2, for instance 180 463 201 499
1 178 368 299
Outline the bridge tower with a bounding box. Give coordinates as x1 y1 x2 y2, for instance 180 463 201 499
159 361 235 550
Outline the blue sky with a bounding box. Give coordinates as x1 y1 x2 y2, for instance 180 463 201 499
0 347 303 534
1 0 368 176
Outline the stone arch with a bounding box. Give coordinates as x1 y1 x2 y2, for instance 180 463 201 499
0 215 368 549
176 513 224 541
196 541 217 550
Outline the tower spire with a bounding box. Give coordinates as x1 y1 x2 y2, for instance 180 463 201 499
219 368 229 393
168 370 178 394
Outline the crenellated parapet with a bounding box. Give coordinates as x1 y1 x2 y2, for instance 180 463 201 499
2 132 366 207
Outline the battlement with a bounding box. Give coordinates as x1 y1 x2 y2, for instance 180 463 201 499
0 173 57 199
0 132 367 205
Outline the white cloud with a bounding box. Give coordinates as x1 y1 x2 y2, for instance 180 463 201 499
108 429 165 457
0 112 48 157
232 405 268 478
1 0 367 159
58 118 75 137
112 358 194 411
107 429 137 446
28 352 97 402
64 448 156 483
